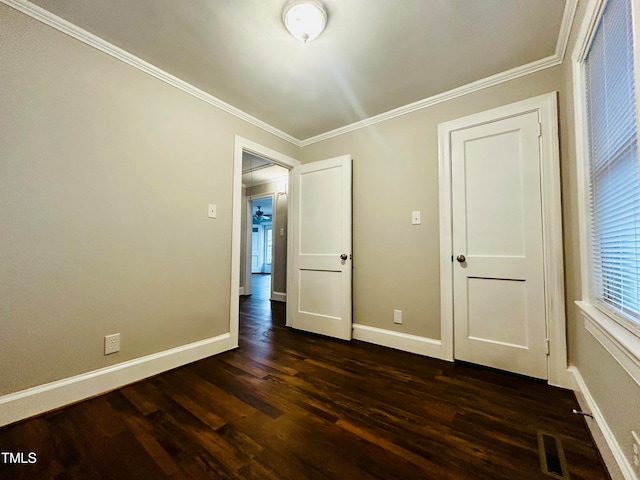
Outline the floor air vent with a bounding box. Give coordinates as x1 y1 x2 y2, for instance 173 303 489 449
538 431 570 479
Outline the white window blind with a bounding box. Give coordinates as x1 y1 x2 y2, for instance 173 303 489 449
585 0 640 327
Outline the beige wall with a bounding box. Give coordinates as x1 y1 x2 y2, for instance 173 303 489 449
300 67 565 339
0 4 297 395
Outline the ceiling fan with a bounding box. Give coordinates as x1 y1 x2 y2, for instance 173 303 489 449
253 206 271 223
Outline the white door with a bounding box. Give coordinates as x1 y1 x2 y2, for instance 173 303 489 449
264 226 272 274
287 155 352 340
251 228 260 273
451 111 547 379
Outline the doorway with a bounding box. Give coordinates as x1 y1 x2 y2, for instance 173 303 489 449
450 110 547 379
249 196 272 276
230 136 301 349
242 153 289 302
437 93 569 386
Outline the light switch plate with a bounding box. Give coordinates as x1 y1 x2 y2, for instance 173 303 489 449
208 204 217 219
411 211 421 225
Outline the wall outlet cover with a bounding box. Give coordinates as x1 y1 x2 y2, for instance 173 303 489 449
104 333 120 355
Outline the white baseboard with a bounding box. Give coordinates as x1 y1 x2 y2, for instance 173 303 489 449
271 291 286 302
570 366 637 480
0 333 236 427
352 324 446 360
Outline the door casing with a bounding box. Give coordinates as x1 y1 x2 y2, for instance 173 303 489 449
438 92 570 387
231 136 300 347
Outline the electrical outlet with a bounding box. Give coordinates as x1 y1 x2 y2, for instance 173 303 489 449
393 309 403 324
632 431 640 470
104 333 120 355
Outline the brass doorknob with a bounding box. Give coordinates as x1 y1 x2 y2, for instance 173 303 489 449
456 255 466 263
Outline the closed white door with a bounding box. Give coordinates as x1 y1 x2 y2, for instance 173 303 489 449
451 111 547 379
287 155 352 340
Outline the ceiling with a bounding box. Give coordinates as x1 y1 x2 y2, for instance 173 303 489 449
27 0 569 142
242 152 289 187
251 197 273 218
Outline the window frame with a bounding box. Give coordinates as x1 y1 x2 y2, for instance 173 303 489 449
572 0 640 386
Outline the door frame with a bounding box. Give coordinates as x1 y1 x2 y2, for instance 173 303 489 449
437 92 570 387
245 192 276 295
230 136 300 347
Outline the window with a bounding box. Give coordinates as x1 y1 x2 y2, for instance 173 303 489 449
584 0 640 332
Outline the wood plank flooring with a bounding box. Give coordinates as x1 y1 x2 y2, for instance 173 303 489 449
0 275 609 479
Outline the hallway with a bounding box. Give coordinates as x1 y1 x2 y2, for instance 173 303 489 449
248 274 271 300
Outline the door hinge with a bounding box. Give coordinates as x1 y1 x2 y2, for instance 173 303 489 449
546 338 550 355
537 122 542 138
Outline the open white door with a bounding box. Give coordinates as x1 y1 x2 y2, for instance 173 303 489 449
287 155 352 340
451 111 548 379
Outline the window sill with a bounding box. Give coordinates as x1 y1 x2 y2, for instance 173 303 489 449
576 300 640 387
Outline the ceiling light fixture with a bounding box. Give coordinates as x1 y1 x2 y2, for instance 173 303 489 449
282 0 327 43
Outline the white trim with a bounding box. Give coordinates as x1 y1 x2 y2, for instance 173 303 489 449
352 324 445 359
571 0 606 63
2 0 579 148
300 0 578 147
0 333 234 427
578 301 640 387
239 286 245 295
572 55 593 301
556 0 580 63
232 137 300 336
0 0 299 147
537 94 572 388
571 366 638 480
437 92 571 387
438 126 455 362
571 0 640 389
271 292 287 302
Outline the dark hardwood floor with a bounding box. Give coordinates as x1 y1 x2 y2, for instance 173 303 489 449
0 275 609 479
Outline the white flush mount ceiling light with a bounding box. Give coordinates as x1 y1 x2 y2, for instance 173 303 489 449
282 0 327 43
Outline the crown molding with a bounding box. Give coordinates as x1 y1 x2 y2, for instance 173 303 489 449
299 55 562 146
3 0 577 150
572 0 605 62
556 0 579 63
1 0 302 147
300 0 578 146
